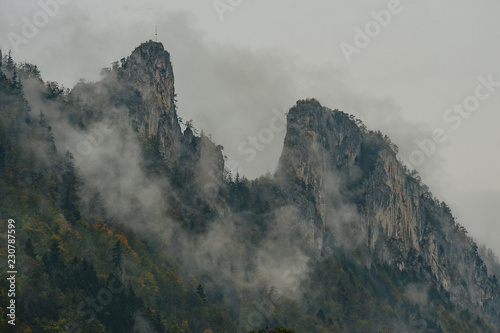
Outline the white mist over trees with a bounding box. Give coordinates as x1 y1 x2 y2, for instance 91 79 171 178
1 41 500 332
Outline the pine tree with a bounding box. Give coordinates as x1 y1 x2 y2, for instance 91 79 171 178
87 190 107 225
49 239 61 265
197 284 208 304
60 151 81 223
5 50 15 74
316 308 326 324
19 62 41 80
12 67 23 92
25 238 36 257
147 307 166 333
81 258 99 292
112 240 122 268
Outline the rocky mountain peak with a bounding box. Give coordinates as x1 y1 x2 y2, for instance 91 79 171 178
117 41 182 165
124 41 174 94
277 99 363 190
275 99 500 324
120 42 225 183
4 39 500 331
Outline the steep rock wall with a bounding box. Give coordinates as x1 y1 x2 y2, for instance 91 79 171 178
276 99 500 324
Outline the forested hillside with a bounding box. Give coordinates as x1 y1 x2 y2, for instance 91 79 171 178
0 43 499 332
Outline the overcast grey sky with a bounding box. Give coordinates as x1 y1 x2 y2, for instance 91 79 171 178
1 0 499 255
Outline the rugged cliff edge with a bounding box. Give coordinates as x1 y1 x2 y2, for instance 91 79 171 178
96 45 500 326
3 42 499 331
69 41 224 183
277 98 500 325
120 41 182 164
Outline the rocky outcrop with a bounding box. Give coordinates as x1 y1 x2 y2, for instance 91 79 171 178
276 99 363 248
119 41 182 166
69 41 225 182
181 127 225 191
68 43 499 326
122 42 225 184
276 98 500 326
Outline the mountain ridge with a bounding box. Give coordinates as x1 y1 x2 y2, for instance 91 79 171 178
1 42 499 332
276 98 500 326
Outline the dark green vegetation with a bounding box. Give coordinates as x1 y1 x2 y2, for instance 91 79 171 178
0 51 235 332
1 44 499 332
248 328 295 333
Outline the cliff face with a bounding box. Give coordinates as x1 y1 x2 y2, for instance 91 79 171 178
67 41 224 184
181 127 225 192
8 41 500 330
120 42 224 183
276 99 363 249
65 43 500 326
277 99 500 325
119 41 182 165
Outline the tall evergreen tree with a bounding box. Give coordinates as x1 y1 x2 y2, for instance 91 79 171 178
197 284 208 304
60 151 81 223
112 240 122 269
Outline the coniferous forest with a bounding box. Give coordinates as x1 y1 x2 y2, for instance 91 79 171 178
1 41 500 333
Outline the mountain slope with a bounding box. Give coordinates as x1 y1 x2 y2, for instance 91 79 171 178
0 43 499 332
277 99 500 327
